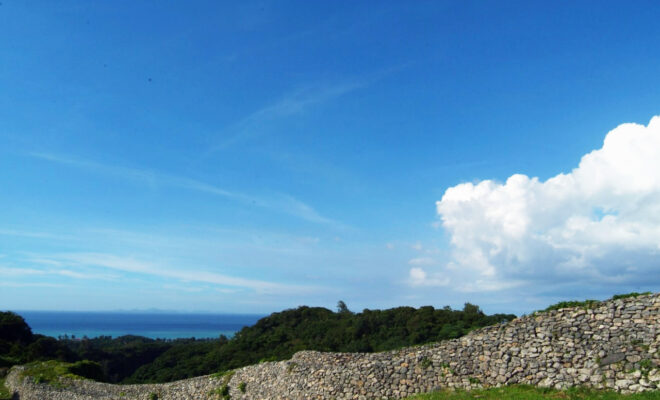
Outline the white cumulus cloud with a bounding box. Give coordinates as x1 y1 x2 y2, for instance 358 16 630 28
408 267 449 287
426 116 660 292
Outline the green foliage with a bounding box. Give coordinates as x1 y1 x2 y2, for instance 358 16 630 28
209 369 234 399
0 311 76 370
420 357 432 369
19 360 86 386
17 359 105 388
0 377 12 400
59 334 176 383
542 300 600 312
638 359 656 377
211 370 234 380
148 392 158 400
26 336 75 362
286 361 297 373
220 385 230 398
611 292 651 300
238 381 246 393
0 312 33 343
210 385 230 399
67 360 104 381
539 292 653 315
407 384 660 399
336 300 351 314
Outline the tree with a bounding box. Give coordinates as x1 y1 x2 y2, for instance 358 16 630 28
0 311 33 343
336 300 350 314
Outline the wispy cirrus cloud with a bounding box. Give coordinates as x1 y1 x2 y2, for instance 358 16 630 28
210 65 409 152
0 282 69 288
0 264 118 281
29 152 342 227
0 266 45 276
212 81 368 150
38 252 321 295
0 228 69 240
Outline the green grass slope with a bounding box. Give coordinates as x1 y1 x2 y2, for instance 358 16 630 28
407 385 660 400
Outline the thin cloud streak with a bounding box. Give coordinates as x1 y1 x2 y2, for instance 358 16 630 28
29 152 342 227
212 81 367 151
44 252 322 295
209 65 409 152
0 266 44 276
0 282 69 288
0 265 118 281
0 228 68 240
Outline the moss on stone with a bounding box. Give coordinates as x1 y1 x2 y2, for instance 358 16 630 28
0 377 13 400
19 360 85 388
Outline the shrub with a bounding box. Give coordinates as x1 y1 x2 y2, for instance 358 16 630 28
67 360 104 381
611 292 651 300
542 300 600 312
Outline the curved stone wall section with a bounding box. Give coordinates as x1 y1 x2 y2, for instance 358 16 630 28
6 293 660 400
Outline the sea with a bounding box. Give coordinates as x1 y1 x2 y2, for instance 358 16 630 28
17 311 264 340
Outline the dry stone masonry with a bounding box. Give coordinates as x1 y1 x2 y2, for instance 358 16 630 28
6 293 660 399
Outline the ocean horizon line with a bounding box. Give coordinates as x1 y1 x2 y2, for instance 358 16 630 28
12 309 267 316
16 310 266 340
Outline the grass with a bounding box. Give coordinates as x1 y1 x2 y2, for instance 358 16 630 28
209 370 234 399
209 385 230 399
0 377 12 400
18 360 85 388
211 370 235 380
541 300 601 313
420 357 432 369
407 385 660 400
611 292 651 300
536 292 653 315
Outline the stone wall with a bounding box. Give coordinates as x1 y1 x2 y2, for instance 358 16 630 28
6 293 660 399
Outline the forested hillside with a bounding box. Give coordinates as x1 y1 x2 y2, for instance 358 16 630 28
0 311 76 367
1 302 515 384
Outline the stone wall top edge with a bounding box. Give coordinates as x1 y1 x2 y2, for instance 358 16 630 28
288 292 659 360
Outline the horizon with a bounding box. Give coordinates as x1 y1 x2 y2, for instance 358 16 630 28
12 309 266 315
10 289 656 315
2 1 660 316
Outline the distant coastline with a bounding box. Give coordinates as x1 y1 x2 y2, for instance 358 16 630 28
16 311 265 340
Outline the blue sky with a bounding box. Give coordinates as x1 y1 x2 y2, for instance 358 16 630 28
1 1 660 314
